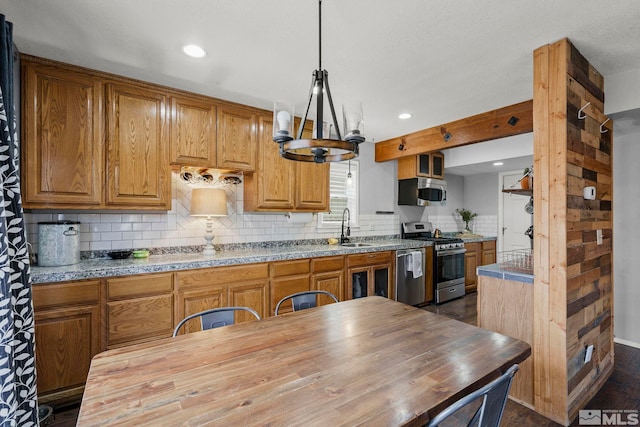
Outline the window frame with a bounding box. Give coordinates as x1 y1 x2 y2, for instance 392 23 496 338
317 160 359 229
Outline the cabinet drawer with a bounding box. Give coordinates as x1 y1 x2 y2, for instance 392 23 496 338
271 259 310 277
348 251 392 267
312 256 344 273
107 273 173 299
33 280 101 309
482 240 496 251
177 263 269 289
464 242 480 253
107 294 174 346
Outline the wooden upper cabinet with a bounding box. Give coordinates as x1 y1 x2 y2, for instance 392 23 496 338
21 59 103 208
244 116 328 212
170 95 217 167
105 82 170 209
244 114 295 211
295 120 329 210
397 152 445 180
216 103 257 171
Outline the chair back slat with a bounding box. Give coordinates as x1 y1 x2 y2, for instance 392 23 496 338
275 290 339 316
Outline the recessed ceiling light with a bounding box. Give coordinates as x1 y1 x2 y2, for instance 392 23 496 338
182 44 206 58
493 162 504 166
398 113 412 120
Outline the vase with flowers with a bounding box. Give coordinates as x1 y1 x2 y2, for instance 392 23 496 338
455 208 478 234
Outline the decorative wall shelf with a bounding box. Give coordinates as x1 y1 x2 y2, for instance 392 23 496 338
502 188 533 196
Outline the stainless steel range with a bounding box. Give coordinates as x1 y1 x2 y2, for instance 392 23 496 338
401 222 466 304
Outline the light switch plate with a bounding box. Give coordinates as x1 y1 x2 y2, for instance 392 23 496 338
585 344 594 363
596 229 603 245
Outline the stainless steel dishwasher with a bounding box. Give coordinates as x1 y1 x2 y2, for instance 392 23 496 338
395 247 426 305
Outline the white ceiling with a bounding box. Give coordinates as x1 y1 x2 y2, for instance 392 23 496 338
3 0 640 151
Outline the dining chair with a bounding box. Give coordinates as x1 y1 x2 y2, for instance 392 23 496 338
173 306 261 337
274 290 339 316
426 364 519 427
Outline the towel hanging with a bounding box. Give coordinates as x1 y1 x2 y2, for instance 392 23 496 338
410 251 423 279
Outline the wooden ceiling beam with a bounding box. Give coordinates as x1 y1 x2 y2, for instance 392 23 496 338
374 99 534 162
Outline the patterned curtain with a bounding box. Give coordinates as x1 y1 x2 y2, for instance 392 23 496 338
0 14 39 427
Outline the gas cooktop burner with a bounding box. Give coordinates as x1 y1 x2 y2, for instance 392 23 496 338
401 222 465 249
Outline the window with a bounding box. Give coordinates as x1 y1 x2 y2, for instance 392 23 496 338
318 160 359 227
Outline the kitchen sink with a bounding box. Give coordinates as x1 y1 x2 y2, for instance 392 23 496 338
340 242 375 247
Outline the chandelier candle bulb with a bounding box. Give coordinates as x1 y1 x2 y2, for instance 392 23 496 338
273 102 294 142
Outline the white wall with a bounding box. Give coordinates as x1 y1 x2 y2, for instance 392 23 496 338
612 125 640 347
358 142 396 214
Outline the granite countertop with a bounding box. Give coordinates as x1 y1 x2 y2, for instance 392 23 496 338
457 235 497 243
477 263 534 284
31 239 430 284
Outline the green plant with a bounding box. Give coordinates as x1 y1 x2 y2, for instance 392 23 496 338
456 208 478 231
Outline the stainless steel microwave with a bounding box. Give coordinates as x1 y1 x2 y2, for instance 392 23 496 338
398 178 447 206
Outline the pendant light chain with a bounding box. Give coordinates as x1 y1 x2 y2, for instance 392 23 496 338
271 0 365 163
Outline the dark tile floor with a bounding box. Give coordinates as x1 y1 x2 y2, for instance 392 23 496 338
423 292 640 427
43 293 639 426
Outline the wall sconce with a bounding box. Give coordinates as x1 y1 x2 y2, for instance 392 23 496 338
190 188 228 255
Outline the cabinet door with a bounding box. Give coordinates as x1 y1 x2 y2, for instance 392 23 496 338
481 240 497 266
424 246 434 303
464 248 479 292
170 95 217 167
32 279 101 404
372 263 393 299
431 152 445 179
34 305 100 400
294 120 329 210
312 271 344 304
312 256 345 302
177 287 227 334
105 82 170 209
217 104 257 171
417 154 431 177
295 161 329 210
22 60 103 208
228 280 269 321
347 266 370 300
244 114 295 211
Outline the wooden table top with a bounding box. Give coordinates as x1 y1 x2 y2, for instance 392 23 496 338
77 296 531 426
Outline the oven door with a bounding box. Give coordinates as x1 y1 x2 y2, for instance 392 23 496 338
435 248 466 289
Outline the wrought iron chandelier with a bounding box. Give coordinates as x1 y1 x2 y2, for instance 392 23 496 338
272 0 365 163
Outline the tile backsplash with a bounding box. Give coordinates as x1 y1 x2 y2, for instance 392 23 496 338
24 172 400 254
426 214 498 237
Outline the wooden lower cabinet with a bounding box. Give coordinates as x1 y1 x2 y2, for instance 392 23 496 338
30 252 390 404
270 259 311 315
106 273 174 348
347 251 394 300
175 263 269 333
464 240 497 293
311 256 345 303
32 280 101 405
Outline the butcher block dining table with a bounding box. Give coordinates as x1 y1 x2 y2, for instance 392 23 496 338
77 296 531 426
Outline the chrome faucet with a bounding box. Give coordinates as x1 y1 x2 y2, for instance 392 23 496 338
340 208 351 244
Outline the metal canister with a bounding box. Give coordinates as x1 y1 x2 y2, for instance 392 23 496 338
37 221 81 266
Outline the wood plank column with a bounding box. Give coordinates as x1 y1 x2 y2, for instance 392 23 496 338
532 38 614 425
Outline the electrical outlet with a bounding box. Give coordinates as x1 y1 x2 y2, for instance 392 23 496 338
596 229 603 245
585 344 594 364
369 224 375 231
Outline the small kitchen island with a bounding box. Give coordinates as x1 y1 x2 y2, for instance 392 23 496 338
476 261 534 409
